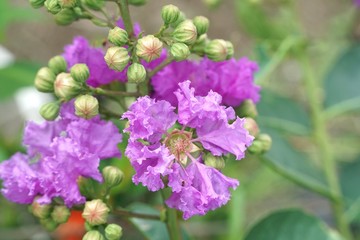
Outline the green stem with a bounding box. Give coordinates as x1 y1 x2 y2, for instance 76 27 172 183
117 0 134 36
299 52 353 239
148 57 174 78
161 188 182 240
94 88 140 97
113 208 161 220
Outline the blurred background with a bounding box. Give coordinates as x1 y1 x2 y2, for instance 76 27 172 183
1 0 360 239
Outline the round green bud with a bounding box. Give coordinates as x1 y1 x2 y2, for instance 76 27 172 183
44 0 61 14
31 201 52 219
226 41 234 59
128 0 147 6
71 63 90 82
51 205 71 224
247 140 263 154
40 102 60 121
173 20 198 45
203 0 221 9
244 117 259 137
29 0 46 8
127 63 146 84
40 218 58 232
191 34 209 56
161 4 180 25
170 11 186 28
54 73 81 100
58 0 78 8
85 221 93 232
34 67 56 93
82 0 104 10
204 153 225 170
257 134 272 152
82 199 109 226
105 224 123 240
170 43 190 61
104 47 130 72
108 27 129 47
136 35 163 62
74 95 99 119
237 99 258 118
102 166 124 188
83 230 105 240
193 16 209 36
55 8 78 26
48 55 67 75
205 39 228 61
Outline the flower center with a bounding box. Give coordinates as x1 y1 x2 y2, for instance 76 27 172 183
165 130 192 163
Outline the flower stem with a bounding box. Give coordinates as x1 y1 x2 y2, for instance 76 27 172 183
94 88 140 97
161 188 182 240
148 57 174 78
117 0 134 36
113 208 161 220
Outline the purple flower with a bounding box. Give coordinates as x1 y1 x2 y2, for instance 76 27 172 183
355 0 360 7
123 81 253 219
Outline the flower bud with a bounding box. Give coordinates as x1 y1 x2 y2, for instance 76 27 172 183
48 55 67 75
205 39 228 61
34 67 56 93
237 100 258 118
257 134 272 152
40 218 58 231
31 201 52 219
244 117 259 137
51 206 71 224
54 73 81 100
247 140 263 154
83 230 105 240
108 27 129 47
74 95 99 119
71 63 90 82
161 4 180 25
29 0 45 8
172 20 198 45
226 41 234 59
104 47 130 71
44 0 61 14
170 11 186 28
127 63 146 84
82 199 109 226
170 43 190 61
105 224 123 240
203 0 221 9
58 0 78 8
82 0 104 10
128 0 147 6
193 16 209 36
136 35 163 62
102 166 124 188
55 8 78 26
40 102 60 121
191 34 208 56
204 153 225 170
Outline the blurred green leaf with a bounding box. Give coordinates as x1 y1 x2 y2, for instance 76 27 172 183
245 209 341 240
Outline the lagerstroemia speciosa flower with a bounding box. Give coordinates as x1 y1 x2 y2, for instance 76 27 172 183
123 81 254 219
0 103 122 207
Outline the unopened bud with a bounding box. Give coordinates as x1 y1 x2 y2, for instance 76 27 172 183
82 199 109 226
71 64 90 82
83 230 105 240
173 20 197 45
127 63 146 84
105 224 123 240
40 102 60 121
203 0 221 9
29 0 45 8
170 11 186 28
48 55 67 75
34 67 56 92
58 0 77 8
40 218 58 231
55 8 78 26
161 4 180 25
205 39 228 61
128 0 147 6
226 41 234 59
247 140 263 154
82 0 104 10
136 35 163 62
204 153 225 170
104 47 130 71
237 100 258 118
193 16 209 36
74 95 99 119
51 206 71 224
170 43 190 61
54 73 81 100
191 34 208 56
31 201 51 219
257 134 272 152
108 27 129 47
44 0 61 14
102 166 124 188
244 118 259 137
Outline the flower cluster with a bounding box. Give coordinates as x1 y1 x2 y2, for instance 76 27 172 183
123 81 254 219
0 103 122 207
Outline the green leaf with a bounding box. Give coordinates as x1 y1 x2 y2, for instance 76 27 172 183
245 209 341 240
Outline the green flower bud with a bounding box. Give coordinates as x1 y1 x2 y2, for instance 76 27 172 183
31 201 52 219
257 134 272 152
71 63 90 82
29 0 45 8
136 35 163 62
247 140 263 154
44 0 61 14
205 39 228 61
58 0 78 8
173 20 198 45
237 100 258 118
83 230 105 240
54 73 81 100
51 206 71 224
128 0 147 6
40 218 58 232
82 199 109 226
170 11 186 28
82 0 104 10
191 34 208 56
108 27 129 47
127 63 146 84
161 4 180 25
244 117 259 137
104 47 130 71
85 221 94 231
105 224 123 240
170 43 190 61
34 67 56 93
55 8 78 26
226 41 234 59
48 55 67 75
204 153 225 170
193 16 209 36
40 102 60 121
74 95 99 119
203 0 221 9
102 166 124 188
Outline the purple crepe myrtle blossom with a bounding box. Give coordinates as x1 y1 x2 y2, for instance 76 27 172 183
123 81 253 219
0 102 122 207
355 0 360 7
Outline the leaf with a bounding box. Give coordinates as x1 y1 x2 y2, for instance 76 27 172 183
245 209 341 240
